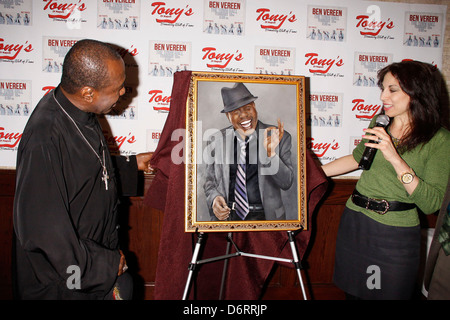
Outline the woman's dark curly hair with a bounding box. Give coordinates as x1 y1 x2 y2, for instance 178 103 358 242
377 60 449 152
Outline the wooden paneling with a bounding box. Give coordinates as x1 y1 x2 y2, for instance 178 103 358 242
0 170 436 300
0 170 14 299
262 179 352 300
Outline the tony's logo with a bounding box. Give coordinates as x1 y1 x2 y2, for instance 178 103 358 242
116 45 139 58
103 131 137 151
256 8 297 30
151 2 194 24
43 0 87 20
0 127 22 148
0 39 33 60
42 86 56 95
307 137 339 158
305 53 344 74
355 15 394 36
202 47 244 69
149 90 171 112
352 99 381 119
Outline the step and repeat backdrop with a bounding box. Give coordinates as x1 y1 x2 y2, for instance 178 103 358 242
0 0 446 175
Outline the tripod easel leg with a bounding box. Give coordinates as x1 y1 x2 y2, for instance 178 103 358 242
287 231 308 300
182 232 206 300
182 230 309 300
219 232 233 300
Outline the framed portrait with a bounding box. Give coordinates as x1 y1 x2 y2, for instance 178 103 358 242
185 72 307 232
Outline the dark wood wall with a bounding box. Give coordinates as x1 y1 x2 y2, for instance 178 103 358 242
0 170 435 300
0 170 15 299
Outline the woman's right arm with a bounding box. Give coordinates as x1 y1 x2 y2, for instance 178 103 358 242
321 154 359 177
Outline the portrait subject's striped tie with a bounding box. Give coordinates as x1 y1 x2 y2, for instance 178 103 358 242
235 137 249 220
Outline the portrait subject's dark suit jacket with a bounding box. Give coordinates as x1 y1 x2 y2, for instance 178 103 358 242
203 120 294 220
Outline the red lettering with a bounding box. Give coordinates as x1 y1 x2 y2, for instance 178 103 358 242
152 132 161 139
151 2 193 24
307 137 339 157
355 15 394 36
256 8 296 30
0 127 22 148
148 89 171 104
201 47 242 69
116 45 138 58
351 99 381 119
102 131 137 151
42 86 56 95
0 39 33 60
43 0 86 20
304 53 343 74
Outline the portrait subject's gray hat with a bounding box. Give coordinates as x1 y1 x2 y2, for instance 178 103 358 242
220 83 258 113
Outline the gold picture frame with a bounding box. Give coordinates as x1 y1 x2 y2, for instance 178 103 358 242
185 72 307 232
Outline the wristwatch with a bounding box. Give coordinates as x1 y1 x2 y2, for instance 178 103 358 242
399 170 415 184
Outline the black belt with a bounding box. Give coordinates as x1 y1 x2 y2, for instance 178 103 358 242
351 190 416 215
228 202 264 212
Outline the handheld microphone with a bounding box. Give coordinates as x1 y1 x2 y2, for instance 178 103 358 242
358 114 390 170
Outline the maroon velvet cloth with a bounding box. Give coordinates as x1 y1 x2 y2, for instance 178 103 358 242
144 71 328 300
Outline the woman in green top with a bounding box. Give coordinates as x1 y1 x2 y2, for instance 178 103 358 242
322 60 450 299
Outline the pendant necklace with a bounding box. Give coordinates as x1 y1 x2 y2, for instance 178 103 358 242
53 91 110 190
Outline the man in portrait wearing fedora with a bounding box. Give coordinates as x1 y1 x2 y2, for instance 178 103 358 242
203 83 294 221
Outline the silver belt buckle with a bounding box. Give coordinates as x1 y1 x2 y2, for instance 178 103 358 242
368 198 390 215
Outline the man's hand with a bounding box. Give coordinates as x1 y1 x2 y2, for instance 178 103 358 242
212 196 230 220
117 250 128 276
136 152 155 173
264 119 284 157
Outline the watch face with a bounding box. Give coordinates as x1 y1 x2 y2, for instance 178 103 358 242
401 173 414 184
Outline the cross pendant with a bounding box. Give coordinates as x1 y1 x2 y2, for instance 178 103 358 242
102 168 109 190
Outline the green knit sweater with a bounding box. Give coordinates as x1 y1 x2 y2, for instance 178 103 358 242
347 125 450 227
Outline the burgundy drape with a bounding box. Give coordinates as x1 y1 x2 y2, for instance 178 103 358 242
144 71 328 300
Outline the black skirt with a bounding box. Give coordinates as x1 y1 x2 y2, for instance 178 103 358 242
333 207 421 300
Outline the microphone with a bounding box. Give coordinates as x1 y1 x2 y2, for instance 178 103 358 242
358 114 390 170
